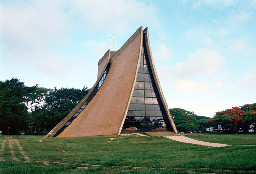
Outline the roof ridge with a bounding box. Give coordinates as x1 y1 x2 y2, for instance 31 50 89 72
98 49 111 65
110 26 143 63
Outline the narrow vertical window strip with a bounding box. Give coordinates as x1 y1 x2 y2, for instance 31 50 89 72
53 63 111 137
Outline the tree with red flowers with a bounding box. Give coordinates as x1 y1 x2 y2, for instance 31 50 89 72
209 103 256 133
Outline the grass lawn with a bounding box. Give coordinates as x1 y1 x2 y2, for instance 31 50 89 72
0 134 255 173
186 133 256 145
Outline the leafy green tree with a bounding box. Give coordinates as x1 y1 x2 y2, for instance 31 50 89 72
31 87 89 133
195 116 209 131
241 104 256 133
209 103 256 133
0 78 89 135
211 110 235 133
170 108 199 132
0 78 41 134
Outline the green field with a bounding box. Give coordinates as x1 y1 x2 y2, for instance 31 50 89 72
0 134 255 173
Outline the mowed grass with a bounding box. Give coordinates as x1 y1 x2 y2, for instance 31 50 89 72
186 133 256 145
0 134 255 173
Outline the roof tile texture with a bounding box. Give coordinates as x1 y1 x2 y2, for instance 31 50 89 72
59 32 142 137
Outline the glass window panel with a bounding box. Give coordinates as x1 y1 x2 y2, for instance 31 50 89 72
134 111 145 116
153 118 167 128
73 113 79 117
128 104 136 110
145 104 154 110
139 82 144 89
136 73 145 82
145 90 156 97
136 74 140 81
140 55 144 65
65 122 71 126
149 117 159 121
143 65 149 73
145 98 158 105
141 117 152 123
129 104 145 110
146 111 163 116
133 104 145 110
131 97 144 104
81 104 87 109
135 82 144 89
127 111 135 116
125 116 136 121
145 98 154 104
145 82 153 90
132 90 137 97
78 109 83 113
137 90 144 97
153 98 158 104
138 64 143 73
134 82 139 89
144 74 151 82
145 105 160 111
134 117 143 121
130 97 137 104
136 97 144 104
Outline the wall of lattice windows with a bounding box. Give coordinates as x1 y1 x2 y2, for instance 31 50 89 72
122 38 173 133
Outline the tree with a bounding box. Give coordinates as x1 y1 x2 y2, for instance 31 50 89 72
0 78 38 134
241 104 256 133
209 103 256 133
170 108 203 132
195 116 209 131
31 87 89 133
0 78 90 135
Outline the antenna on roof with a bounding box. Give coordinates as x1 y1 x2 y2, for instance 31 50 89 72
109 33 119 51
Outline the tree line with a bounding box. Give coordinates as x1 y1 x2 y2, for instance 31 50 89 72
170 104 256 134
169 108 210 132
1 78 255 135
0 78 89 135
207 104 256 133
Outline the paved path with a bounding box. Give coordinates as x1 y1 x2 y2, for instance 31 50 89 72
165 136 230 147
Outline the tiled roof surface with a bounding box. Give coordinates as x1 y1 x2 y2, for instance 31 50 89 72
58 28 143 137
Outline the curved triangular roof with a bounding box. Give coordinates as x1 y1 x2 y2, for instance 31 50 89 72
46 27 177 138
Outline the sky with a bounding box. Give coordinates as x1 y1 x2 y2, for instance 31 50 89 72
0 0 256 117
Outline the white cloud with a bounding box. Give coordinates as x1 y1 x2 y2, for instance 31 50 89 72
228 38 247 53
153 44 172 62
214 81 223 88
155 66 173 93
0 1 69 51
202 38 213 48
230 12 252 23
174 48 225 79
210 91 219 97
240 75 256 90
0 1 71 79
240 65 256 90
251 0 256 7
172 79 208 93
0 0 159 87
188 0 238 8
227 11 253 27
81 40 110 62
156 48 225 94
70 0 158 33
227 38 256 57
